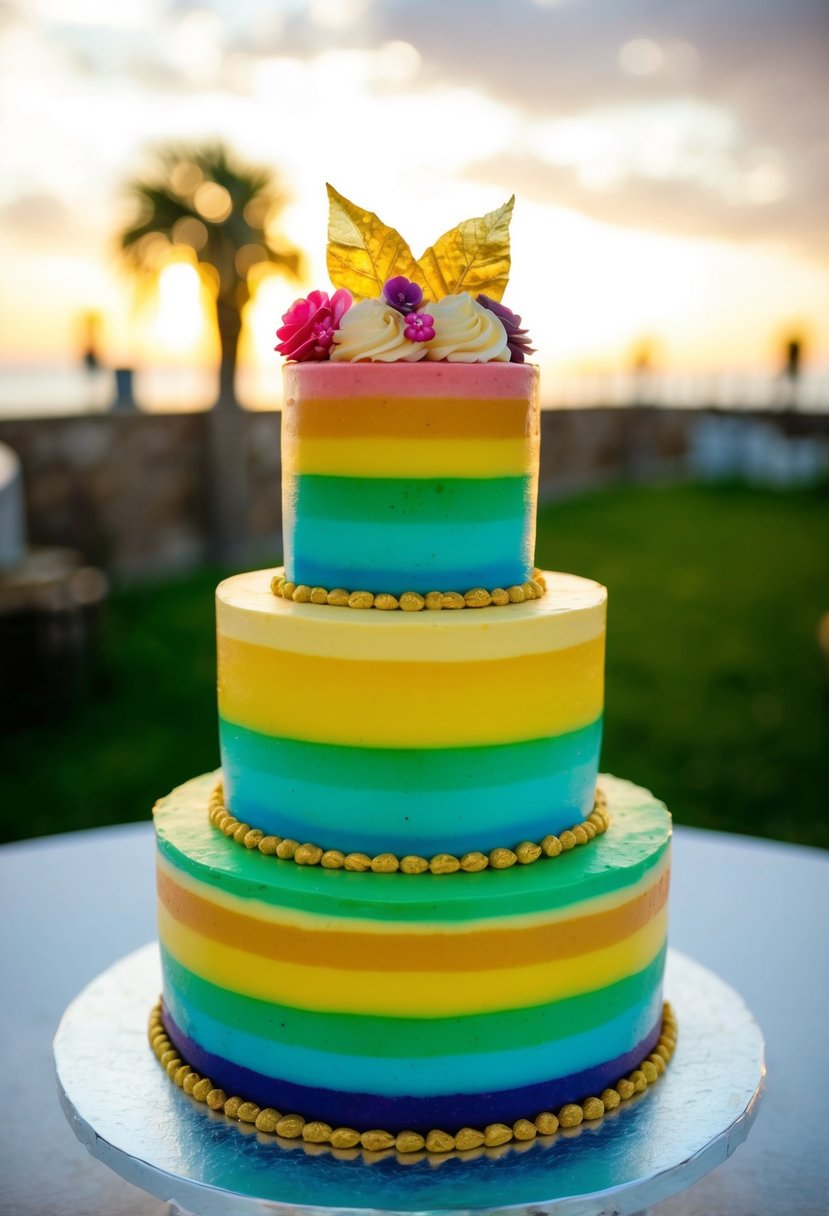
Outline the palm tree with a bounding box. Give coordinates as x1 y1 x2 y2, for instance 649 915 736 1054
118 143 304 408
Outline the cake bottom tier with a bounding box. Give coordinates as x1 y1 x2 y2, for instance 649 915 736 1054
153 772 671 1136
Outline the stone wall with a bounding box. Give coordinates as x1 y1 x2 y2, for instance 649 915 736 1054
535 406 692 499
0 406 825 576
0 414 210 573
0 411 282 575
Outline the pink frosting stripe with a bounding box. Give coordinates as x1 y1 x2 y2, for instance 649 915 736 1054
283 362 539 403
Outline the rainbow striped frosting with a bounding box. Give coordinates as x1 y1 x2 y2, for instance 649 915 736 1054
282 362 540 596
218 568 605 856
155 771 670 1134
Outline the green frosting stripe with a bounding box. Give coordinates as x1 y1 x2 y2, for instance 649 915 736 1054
161 944 667 1059
291 474 531 525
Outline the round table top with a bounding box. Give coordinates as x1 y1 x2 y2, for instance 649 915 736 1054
1 816 827 1216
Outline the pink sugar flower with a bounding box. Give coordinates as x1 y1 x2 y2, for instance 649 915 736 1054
275 289 352 361
404 312 435 342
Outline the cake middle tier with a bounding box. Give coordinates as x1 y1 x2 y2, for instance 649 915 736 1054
217 568 606 856
281 362 540 596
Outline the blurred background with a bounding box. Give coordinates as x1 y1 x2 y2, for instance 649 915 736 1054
0 0 826 847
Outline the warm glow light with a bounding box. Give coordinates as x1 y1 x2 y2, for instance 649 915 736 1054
152 262 206 353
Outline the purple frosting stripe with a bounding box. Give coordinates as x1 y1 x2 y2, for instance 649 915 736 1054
161 1007 663 1134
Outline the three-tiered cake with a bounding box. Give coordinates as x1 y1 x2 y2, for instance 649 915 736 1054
149 190 675 1155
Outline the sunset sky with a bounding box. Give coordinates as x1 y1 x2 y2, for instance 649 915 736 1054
1 0 827 406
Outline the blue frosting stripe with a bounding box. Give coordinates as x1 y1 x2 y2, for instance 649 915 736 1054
287 556 532 598
162 976 663 1097
162 1007 664 1134
220 719 603 853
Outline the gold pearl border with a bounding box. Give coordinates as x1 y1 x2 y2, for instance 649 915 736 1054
271 570 548 610
208 784 609 875
149 1000 676 1156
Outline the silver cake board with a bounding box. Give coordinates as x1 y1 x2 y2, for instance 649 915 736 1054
54 945 764 1216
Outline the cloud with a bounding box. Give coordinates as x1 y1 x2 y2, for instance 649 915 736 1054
0 192 68 238
464 151 822 257
271 0 829 260
3 0 827 264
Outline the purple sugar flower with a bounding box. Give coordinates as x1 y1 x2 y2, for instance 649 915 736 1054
477 294 536 363
404 312 435 342
384 276 424 315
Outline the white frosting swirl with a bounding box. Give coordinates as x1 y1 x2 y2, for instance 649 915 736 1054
425 293 510 363
331 299 427 363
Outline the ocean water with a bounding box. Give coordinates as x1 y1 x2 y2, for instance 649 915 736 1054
1 363 828 418
0 365 277 417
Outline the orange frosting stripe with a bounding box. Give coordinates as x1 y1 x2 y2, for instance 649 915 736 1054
285 397 535 441
156 865 670 973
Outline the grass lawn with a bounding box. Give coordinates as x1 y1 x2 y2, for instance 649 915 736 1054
2 480 827 848
536 481 828 848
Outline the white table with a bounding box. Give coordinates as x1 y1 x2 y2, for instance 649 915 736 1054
1 819 827 1216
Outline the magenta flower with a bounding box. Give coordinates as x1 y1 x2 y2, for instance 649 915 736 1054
404 312 435 342
275 289 352 361
477 294 535 363
384 276 423 315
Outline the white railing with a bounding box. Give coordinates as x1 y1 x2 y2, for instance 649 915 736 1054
0 442 25 569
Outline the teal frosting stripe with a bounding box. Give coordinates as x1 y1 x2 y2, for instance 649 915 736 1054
289 474 531 525
219 719 603 853
221 721 603 793
161 944 666 1060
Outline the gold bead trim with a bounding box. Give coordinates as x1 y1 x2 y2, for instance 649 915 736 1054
149 1000 677 1156
208 784 609 876
270 570 548 611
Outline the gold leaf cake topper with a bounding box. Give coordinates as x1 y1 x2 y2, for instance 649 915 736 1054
326 184 514 304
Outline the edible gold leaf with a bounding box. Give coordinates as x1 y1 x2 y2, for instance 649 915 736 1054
416 196 514 303
326 184 423 302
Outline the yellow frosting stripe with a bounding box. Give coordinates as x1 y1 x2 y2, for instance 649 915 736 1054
158 903 668 1015
217 632 604 747
285 436 536 479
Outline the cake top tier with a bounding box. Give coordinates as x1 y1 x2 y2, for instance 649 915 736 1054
274 185 534 367
281 360 540 596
